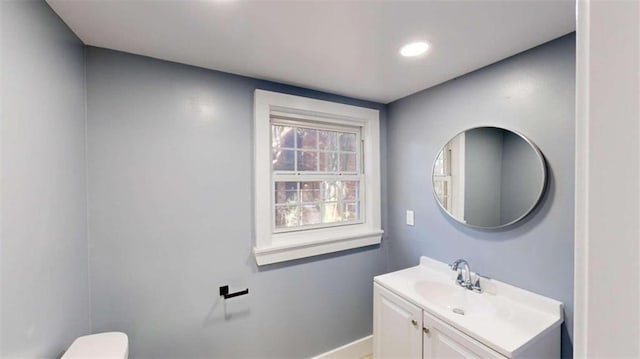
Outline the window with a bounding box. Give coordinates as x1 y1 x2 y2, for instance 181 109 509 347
433 143 453 211
272 120 362 231
433 133 465 221
254 90 382 265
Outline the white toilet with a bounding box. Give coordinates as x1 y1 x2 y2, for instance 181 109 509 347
61 332 128 359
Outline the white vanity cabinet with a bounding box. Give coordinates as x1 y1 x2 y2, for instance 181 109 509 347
374 283 505 359
422 310 505 358
373 257 563 359
373 284 422 359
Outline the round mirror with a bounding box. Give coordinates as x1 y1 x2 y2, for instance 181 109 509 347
432 127 546 229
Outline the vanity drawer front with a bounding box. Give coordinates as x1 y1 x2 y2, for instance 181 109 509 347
423 311 508 359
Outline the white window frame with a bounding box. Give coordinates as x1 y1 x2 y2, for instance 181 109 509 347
449 133 465 221
254 90 382 265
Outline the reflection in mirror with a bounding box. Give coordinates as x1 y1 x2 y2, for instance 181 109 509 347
432 127 546 229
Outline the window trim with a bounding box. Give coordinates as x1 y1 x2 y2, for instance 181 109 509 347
254 89 382 265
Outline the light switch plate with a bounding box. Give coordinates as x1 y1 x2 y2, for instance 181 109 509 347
406 210 414 226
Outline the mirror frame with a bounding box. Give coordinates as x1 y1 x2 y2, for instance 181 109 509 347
431 126 547 229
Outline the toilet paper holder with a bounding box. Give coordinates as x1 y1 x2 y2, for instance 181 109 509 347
219 285 249 299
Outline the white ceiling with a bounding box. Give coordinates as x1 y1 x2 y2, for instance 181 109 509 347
47 0 575 104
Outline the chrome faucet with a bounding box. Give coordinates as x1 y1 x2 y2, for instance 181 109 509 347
449 259 482 293
450 259 471 287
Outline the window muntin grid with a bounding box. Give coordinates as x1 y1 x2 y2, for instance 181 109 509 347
271 118 363 232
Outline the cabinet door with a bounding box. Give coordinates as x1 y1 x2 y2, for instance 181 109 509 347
373 284 422 359
423 311 507 359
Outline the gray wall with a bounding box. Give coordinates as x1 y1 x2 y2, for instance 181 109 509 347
464 128 504 227
1 1 90 358
85 47 388 358
500 131 544 224
387 34 575 357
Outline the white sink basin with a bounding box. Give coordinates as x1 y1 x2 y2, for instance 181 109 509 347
414 280 499 318
374 256 563 358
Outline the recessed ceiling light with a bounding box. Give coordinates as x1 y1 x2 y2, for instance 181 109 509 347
399 42 430 57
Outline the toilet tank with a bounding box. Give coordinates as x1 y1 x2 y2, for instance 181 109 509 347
62 332 128 359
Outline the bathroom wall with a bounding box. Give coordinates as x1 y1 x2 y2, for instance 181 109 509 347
85 47 388 358
1 1 90 357
574 1 640 356
387 33 575 357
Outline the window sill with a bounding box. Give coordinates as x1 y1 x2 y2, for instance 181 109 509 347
253 229 383 266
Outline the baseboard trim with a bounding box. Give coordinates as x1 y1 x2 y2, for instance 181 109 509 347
311 335 373 359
